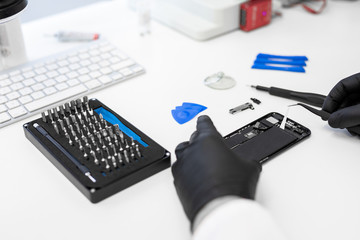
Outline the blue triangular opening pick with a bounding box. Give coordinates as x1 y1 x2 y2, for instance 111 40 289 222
172 102 207 124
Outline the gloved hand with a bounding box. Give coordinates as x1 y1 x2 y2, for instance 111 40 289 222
322 72 360 135
172 115 262 225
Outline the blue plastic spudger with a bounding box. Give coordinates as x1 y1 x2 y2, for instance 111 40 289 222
254 59 307 66
256 53 308 61
94 107 148 147
252 64 305 73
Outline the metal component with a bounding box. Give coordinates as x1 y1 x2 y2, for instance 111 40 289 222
106 136 112 146
101 128 108 137
58 119 65 131
130 147 135 159
111 156 117 168
117 152 123 164
108 126 114 138
90 150 99 165
59 105 65 117
124 149 130 163
80 129 85 140
250 98 261 104
65 103 71 114
76 98 83 112
47 109 53 123
64 117 70 127
125 139 130 149
41 112 47 122
229 102 254 114
111 144 118 156
65 132 73 145
53 122 59 134
53 107 59 119
77 139 84 151
83 96 89 111
74 122 81 133
70 115 76 124
135 144 141 158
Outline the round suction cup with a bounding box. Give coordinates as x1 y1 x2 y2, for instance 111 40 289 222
204 72 236 90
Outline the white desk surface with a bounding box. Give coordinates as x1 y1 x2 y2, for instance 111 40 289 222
1 1 360 239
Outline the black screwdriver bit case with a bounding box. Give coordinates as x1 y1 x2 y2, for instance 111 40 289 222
24 98 171 203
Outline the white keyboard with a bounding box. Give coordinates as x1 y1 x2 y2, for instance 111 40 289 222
0 40 145 128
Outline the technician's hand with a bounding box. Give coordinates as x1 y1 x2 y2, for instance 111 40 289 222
322 72 360 136
172 115 262 225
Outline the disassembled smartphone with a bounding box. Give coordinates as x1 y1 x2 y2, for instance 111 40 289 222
224 112 311 164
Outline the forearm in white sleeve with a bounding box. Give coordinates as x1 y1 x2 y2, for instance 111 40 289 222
192 197 287 240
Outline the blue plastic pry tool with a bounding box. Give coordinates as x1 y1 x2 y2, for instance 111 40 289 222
256 53 308 61
254 59 307 66
252 64 305 73
252 53 308 73
172 103 207 124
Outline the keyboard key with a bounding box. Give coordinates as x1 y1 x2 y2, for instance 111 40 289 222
25 84 87 112
110 72 123 81
44 79 56 87
46 63 58 70
111 59 135 71
6 91 20 100
0 79 11 87
132 66 144 72
57 60 69 67
100 67 112 75
55 75 68 83
67 79 80 86
35 67 47 74
66 71 79 79
0 104 7 113
11 82 24 91
55 83 68 91
0 74 9 80
34 75 47 82
19 95 33 104
23 71 36 79
0 113 11 123
19 87 33 96
6 100 20 109
8 106 27 118
58 67 70 74
0 96 8 104
78 67 90 75
79 75 91 83
46 71 59 78
85 79 101 89
89 71 101 78
23 78 36 86
43 86 57 95
120 68 133 76
99 76 112 84
11 75 24 82
0 86 11 95
32 83 45 91
31 91 45 100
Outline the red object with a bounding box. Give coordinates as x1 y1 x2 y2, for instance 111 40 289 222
240 0 272 32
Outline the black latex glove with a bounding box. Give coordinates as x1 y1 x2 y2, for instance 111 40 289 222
322 73 360 136
172 115 262 225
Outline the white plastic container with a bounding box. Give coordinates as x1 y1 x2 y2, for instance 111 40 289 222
0 0 27 70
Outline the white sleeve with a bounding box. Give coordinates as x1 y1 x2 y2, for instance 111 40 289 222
192 198 287 240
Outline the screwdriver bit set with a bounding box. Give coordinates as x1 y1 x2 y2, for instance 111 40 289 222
23 97 170 203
